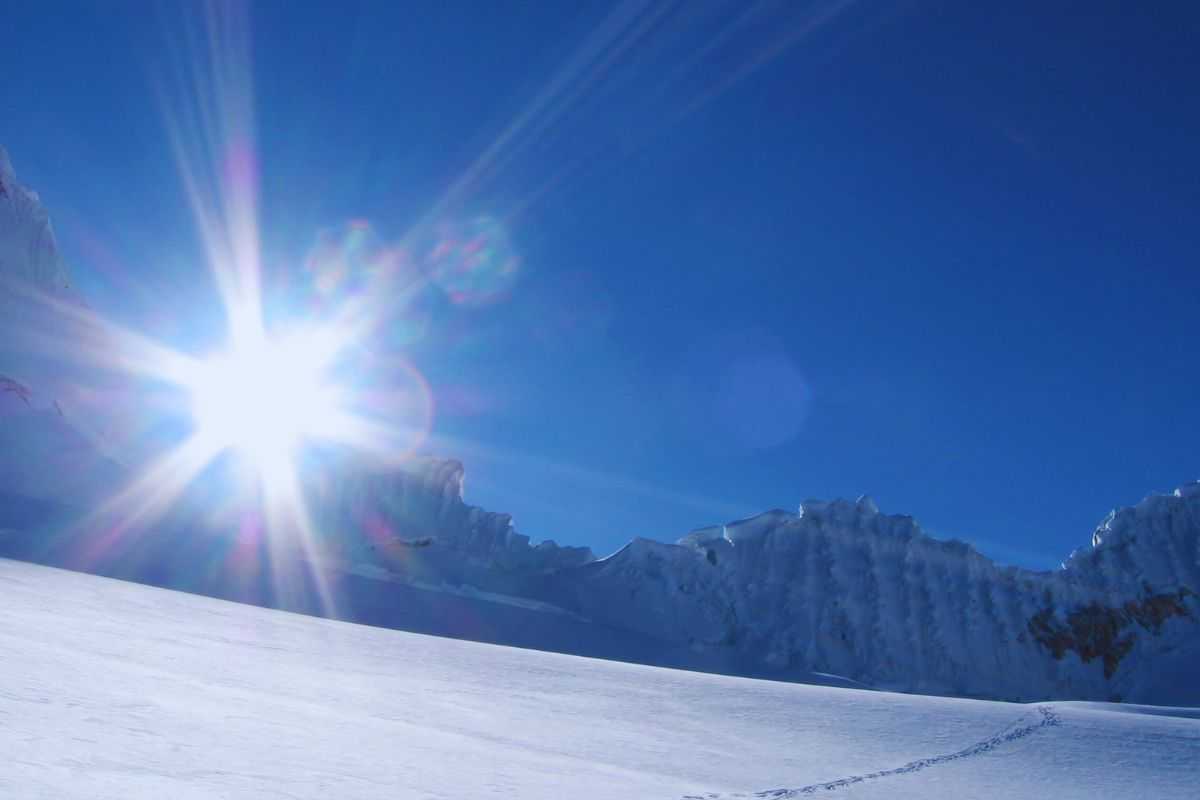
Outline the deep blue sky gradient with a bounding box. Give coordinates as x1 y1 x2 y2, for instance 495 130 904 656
3 1 1198 566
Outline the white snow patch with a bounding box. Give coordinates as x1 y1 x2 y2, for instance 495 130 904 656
1 557 1197 799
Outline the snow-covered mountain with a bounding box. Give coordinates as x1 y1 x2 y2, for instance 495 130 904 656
0 146 125 508
0 143 74 409
565 487 1198 703
309 457 594 579
300 456 1198 703
1 145 1196 705
0 146 71 291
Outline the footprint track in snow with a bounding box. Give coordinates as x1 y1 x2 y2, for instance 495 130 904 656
684 705 1062 799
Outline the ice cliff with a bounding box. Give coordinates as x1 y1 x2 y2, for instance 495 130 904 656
0 146 71 292
308 456 594 580
552 488 1198 702
0 147 121 504
312 450 1197 702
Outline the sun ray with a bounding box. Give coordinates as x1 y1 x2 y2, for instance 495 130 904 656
74 433 227 564
258 453 340 621
6 4 450 605
157 0 265 348
0 274 202 386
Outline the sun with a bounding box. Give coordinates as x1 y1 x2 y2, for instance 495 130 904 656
186 329 344 483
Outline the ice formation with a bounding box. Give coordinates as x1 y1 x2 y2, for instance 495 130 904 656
560 488 1198 701
299 452 1198 702
0 145 71 292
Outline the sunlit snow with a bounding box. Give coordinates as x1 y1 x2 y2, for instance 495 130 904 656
1 557 1196 799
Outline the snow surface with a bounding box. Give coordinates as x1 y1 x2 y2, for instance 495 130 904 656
1 557 1197 799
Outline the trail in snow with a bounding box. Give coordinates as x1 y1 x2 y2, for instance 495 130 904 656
684 706 1062 799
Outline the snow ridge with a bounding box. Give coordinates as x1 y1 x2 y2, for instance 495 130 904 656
310 456 594 577
556 487 1199 701
0 145 70 291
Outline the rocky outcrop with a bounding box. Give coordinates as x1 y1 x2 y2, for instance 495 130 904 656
1027 588 1193 677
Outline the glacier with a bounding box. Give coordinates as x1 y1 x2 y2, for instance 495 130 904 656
1 144 1197 705
552 487 1199 702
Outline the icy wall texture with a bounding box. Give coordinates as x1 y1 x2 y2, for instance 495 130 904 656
316 451 1197 702
0 146 71 292
573 488 1197 701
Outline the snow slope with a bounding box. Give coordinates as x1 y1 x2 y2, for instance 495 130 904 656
1 556 1197 799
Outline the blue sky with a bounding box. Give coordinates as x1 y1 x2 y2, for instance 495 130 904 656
3 1 1198 567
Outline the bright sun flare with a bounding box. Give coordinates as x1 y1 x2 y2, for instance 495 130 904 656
187 331 343 480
